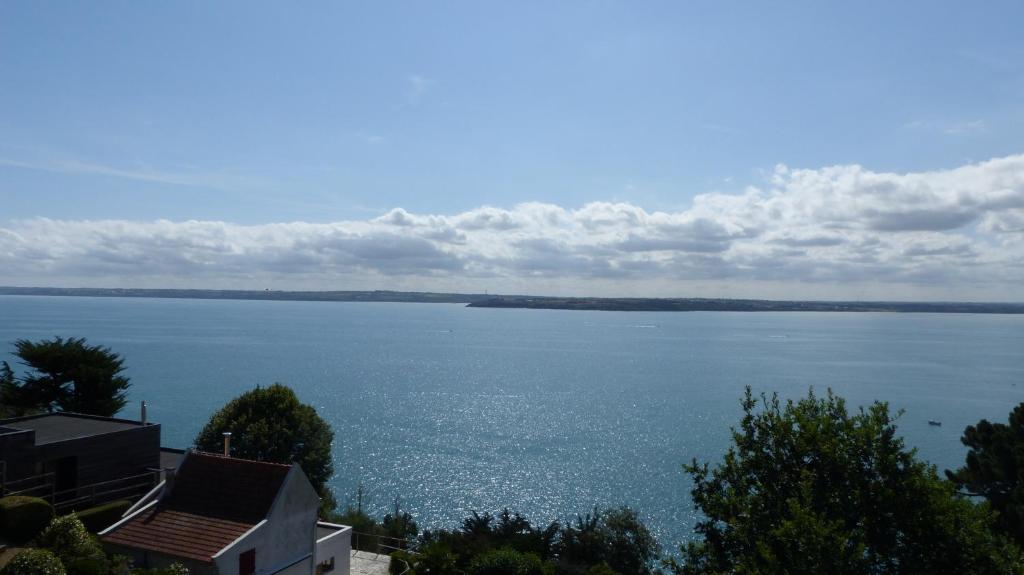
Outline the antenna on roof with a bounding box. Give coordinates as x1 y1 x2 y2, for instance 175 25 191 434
222 432 232 457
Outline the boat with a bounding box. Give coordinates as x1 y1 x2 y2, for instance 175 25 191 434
928 420 942 426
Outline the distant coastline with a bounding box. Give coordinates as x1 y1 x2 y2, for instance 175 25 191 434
2 286 1023 314
468 296 1024 314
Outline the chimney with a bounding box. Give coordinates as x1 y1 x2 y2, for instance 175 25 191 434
140 401 147 425
222 432 232 457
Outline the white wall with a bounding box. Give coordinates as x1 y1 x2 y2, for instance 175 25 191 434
213 465 321 575
315 523 352 575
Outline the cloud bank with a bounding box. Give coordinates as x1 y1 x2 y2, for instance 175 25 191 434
3 154 1024 300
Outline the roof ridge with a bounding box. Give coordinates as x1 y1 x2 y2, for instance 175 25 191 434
189 450 294 468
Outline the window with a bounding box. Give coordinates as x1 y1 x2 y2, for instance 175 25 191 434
239 548 255 575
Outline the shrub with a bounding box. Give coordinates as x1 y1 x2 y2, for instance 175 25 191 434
76 499 132 533
64 556 108 575
36 514 106 569
468 548 550 575
0 548 65 575
0 495 54 543
131 564 190 575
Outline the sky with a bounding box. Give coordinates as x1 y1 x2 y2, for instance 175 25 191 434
1 1 1023 300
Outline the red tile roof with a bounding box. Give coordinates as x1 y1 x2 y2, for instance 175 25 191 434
102 506 252 563
101 452 294 563
165 452 292 524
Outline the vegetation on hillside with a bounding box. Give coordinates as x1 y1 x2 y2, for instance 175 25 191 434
668 388 1023 574
947 402 1024 546
384 507 658 575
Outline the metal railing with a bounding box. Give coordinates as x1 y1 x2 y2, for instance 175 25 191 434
350 532 417 575
351 531 416 555
1 470 155 512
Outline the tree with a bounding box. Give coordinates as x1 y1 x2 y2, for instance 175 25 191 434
947 402 1024 545
668 387 1023 575
558 507 658 575
0 361 21 418
3 337 131 417
194 383 336 511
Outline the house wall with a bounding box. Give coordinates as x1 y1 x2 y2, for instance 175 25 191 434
213 465 320 575
315 523 351 575
274 557 313 575
104 543 216 575
34 423 161 487
0 428 36 483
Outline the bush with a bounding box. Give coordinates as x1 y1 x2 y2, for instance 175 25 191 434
468 548 551 575
36 514 107 574
76 499 132 533
65 556 108 575
0 495 54 543
131 564 190 575
0 548 65 575
37 514 95 557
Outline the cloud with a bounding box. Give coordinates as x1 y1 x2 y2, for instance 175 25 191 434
404 74 433 106
0 155 267 191
3 153 1024 300
903 119 987 136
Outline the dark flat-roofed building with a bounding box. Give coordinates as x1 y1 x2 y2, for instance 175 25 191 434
0 412 160 496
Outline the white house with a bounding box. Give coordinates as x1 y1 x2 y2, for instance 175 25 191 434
100 451 351 575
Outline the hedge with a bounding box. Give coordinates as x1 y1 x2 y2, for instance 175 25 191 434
76 499 132 533
0 495 54 543
0 548 65 575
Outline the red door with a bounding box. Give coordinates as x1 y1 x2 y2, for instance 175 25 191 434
239 548 255 575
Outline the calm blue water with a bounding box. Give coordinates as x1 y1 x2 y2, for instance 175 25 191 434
2 295 1023 548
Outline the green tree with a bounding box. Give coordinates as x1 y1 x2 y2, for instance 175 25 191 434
194 383 336 511
0 361 21 417
947 401 1024 546
4 337 130 417
558 507 659 575
668 387 1023 575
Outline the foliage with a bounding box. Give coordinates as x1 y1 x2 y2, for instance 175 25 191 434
468 548 552 575
330 497 419 553
947 401 1024 545
0 548 65 575
0 361 23 418
4 337 130 416
76 499 133 533
36 514 105 565
404 507 652 575
668 387 1023 575
193 383 335 510
558 507 658 575
130 564 190 575
0 495 55 543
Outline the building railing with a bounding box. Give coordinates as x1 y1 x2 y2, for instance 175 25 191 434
1 468 156 512
350 531 416 575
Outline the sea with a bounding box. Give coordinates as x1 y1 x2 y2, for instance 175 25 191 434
1 295 1022 550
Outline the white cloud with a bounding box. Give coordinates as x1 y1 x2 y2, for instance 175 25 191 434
3 153 1024 300
403 74 433 106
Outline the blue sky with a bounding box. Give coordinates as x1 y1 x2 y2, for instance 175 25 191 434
2 2 1023 299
